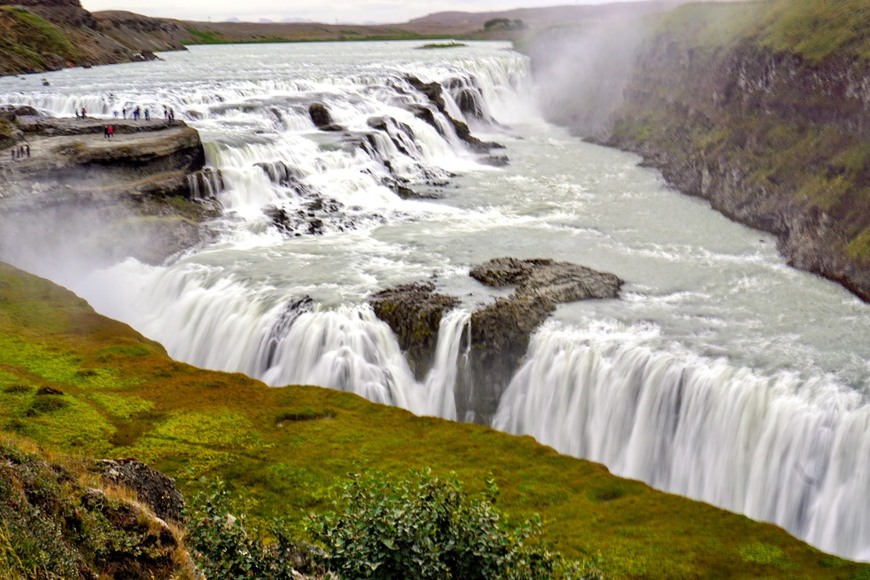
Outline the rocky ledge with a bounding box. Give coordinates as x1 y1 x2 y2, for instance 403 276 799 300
0 106 222 265
371 258 622 423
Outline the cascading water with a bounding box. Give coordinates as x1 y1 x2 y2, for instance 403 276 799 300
493 320 870 560
424 309 472 421
0 41 867 560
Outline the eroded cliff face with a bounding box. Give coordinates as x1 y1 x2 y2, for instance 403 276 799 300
0 110 222 267
0 0 185 76
0 0 97 28
532 5 870 301
605 38 870 300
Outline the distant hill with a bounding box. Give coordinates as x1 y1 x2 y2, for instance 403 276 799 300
0 1 687 76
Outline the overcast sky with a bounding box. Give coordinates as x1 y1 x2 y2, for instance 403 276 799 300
80 0 640 24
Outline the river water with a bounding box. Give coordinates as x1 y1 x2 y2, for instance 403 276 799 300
0 41 867 560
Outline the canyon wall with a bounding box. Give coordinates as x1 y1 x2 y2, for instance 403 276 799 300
532 0 870 300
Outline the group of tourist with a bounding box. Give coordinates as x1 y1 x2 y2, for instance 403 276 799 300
72 105 177 123
9 143 30 161
118 105 175 122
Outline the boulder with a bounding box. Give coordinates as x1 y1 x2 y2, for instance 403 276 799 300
471 257 623 302
309 102 344 132
97 458 184 523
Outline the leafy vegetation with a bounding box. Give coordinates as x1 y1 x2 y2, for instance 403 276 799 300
0 261 867 577
185 479 320 578
308 469 598 579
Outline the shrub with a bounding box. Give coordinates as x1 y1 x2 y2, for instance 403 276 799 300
308 468 600 579
185 481 321 579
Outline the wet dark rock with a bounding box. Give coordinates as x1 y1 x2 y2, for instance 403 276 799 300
309 102 345 132
471 257 623 303
96 458 184 523
262 296 314 367
409 103 440 133
481 155 509 167
405 75 503 153
0 105 41 120
370 282 460 380
264 192 352 237
372 258 622 423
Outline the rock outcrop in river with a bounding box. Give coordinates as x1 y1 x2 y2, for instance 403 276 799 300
0 108 221 265
371 258 622 423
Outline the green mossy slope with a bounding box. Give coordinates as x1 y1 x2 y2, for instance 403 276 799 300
0 6 78 74
0 262 867 577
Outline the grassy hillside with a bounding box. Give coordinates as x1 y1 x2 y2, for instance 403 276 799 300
0 261 868 578
0 5 78 74
656 0 870 61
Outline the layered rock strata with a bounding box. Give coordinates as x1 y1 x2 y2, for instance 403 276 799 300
0 109 222 265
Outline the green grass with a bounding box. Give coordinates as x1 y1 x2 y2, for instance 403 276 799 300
0 6 78 71
655 0 870 62
757 0 870 62
184 26 225 44
0 261 867 578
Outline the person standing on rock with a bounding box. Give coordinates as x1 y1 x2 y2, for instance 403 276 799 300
25 144 30 158
108 125 114 139
75 109 80 119
144 108 150 121
122 107 127 119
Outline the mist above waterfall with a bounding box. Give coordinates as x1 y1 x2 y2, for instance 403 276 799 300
525 3 695 140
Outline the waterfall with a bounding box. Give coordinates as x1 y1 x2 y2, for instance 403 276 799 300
424 309 472 421
493 320 870 561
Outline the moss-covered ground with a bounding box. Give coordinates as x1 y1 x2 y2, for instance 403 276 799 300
0 261 867 577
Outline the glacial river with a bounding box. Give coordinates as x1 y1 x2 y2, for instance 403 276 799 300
0 41 867 560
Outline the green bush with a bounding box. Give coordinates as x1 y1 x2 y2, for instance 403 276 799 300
308 469 600 579
185 481 319 579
